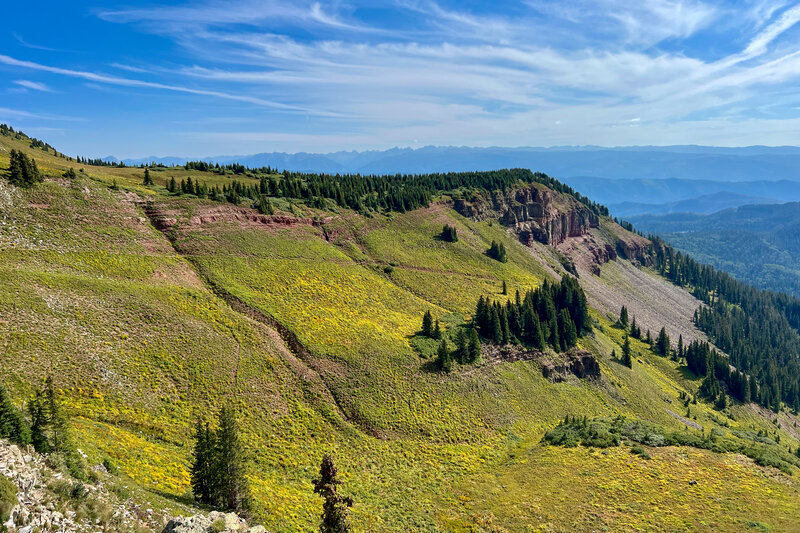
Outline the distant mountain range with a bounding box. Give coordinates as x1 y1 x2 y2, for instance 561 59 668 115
108 145 800 182
106 145 800 218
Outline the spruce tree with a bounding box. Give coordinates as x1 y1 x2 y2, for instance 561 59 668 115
622 336 633 368
0 385 31 445
190 420 214 505
433 319 442 340
421 311 433 337
454 328 468 364
7 149 43 187
655 327 670 357
559 308 578 348
619 306 629 328
213 406 251 513
313 455 353 533
143 168 153 186
502 280 507 295
436 339 452 372
467 328 481 363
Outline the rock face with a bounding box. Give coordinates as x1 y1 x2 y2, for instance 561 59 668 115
162 512 266 533
541 350 601 382
480 345 600 381
454 186 599 246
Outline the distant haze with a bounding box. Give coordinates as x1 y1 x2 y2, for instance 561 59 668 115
114 145 800 182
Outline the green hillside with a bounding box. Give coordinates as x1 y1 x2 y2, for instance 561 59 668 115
3 128 800 532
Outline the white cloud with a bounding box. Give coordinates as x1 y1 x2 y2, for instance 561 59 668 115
14 80 53 92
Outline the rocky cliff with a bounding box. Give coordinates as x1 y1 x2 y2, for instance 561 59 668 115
454 185 599 246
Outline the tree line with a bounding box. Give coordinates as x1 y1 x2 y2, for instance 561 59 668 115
148 168 608 217
648 236 800 413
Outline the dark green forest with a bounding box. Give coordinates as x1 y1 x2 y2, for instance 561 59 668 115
649 236 800 413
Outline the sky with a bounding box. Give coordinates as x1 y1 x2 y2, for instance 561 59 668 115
2 1 800 158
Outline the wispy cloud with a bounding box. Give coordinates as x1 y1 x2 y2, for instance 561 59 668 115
0 54 341 116
13 80 54 92
12 32 66 52
5 0 800 154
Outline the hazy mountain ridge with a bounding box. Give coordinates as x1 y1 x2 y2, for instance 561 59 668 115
112 145 800 182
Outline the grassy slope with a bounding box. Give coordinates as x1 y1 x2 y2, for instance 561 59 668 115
2 133 800 531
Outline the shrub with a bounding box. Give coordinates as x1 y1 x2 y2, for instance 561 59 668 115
630 445 652 460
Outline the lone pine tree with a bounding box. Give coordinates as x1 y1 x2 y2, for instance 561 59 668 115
421 310 433 337
313 455 353 533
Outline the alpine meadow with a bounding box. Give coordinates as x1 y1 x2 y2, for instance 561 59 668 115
4 1 800 532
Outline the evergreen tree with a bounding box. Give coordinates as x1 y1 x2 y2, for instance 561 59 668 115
421 311 433 337
487 241 507 262
143 168 154 186
466 328 481 363
63 167 77 180
313 455 353 533
436 339 452 372
191 420 214 505
619 306 629 328
454 328 468 364
655 327 670 357
433 319 442 340
621 336 633 368
0 385 31 445
254 195 274 215
6 149 43 188
213 406 251 513
490 308 503 344
168 176 177 193
558 308 578 349
502 280 508 295
441 224 458 242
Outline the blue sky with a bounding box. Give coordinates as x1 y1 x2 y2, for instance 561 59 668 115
3 1 800 157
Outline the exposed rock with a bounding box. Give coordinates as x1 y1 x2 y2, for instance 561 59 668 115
541 350 601 382
162 511 266 533
480 345 600 381
454 185 599 246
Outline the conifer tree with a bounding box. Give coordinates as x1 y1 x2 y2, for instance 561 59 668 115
502 280 507 295
436 339 452 372
655 327 670 357
619 306 629 328
490 308 502 344
143 168 153 186
213 406 251 513
454 328 468 364
559 308 578 348
0 385 31 445
191 420 214 505
313 455 353 533
622 336 633 368
433 319 442 340
421 311 433 337
467 328 481 363
6 149 43 188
